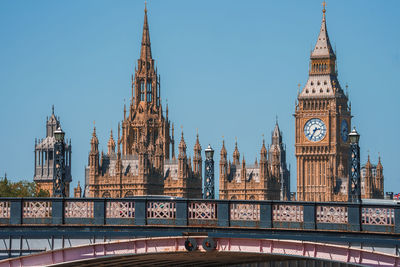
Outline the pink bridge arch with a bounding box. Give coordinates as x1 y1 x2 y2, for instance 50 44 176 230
0 236 398 267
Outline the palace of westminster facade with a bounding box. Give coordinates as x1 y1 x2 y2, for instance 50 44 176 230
34 4 384 201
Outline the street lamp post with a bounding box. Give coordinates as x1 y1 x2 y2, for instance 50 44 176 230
53 126 66 197
348 127 361 203
204 145 215 199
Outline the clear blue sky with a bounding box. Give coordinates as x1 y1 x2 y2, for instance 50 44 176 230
0 0 399 196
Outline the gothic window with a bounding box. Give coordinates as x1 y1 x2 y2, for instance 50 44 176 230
140 80 145 101
147 81 152 102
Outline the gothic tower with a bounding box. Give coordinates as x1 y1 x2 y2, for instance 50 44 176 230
34 106 72 196
121 5 172 160
269 121 291 200
295 4 351 202
85 5 201 198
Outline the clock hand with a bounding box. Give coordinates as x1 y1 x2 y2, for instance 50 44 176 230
309 127 318 138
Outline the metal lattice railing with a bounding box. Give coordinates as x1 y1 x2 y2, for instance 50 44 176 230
147 202 176 219
230 203 260 221
23 201 52 218
65 201 94 218
273 204 303 222
316 206 348 224
188 202 217 220
362 207 394 225
0 202 10 218
106 201 135 218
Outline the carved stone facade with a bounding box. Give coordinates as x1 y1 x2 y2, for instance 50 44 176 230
34 106 72 196
85 6 202 198
219 122 290 201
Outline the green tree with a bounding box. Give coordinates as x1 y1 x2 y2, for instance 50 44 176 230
0 177 50 197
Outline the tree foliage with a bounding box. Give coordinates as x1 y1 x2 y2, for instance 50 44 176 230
0 177 50 197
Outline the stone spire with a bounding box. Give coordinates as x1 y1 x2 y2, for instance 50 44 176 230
299 2 343 98
140 3 152 61
233 139 240 165
107 129 116 155
260 138 267 162
220 139 227 159
271 120 282 146
194 131 201 154
90 124 99 152
364 154 373 199
74 181 82 198
89 123 99 176
46 105 60 137
376 156 384 198
178 131 187 158
193 131 202 176
310 1 335 59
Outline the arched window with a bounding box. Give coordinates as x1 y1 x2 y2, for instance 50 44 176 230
146 81 152 102
140 80 145 101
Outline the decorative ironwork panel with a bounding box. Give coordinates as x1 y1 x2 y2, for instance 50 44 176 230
106 202 135 218
316 206 348 223
189 202 217 220
65 201 94 218
147 202 175 219
362 207 394 225
0 202 10 218
23 201 52 218
273 204 303 222
230 203 260 221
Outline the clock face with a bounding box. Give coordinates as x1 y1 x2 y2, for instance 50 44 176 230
304 118 327 142
341 120 349 142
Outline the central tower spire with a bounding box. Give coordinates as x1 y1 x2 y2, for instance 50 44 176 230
140 3 152 61
121 3 171 161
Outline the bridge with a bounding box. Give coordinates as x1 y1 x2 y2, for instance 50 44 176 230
0 197 399 266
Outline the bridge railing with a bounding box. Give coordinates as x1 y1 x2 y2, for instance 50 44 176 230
2 198 399 233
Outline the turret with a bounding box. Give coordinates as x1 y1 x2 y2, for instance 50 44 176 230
178 132 187 178
46 105 60 137
375 156 384 198
89 124 99 176
74 181 82 198
260 139 268 179
107 129 116 155
232 140 240 165
220 140 228 178
364 155 373 199
193 132 202 176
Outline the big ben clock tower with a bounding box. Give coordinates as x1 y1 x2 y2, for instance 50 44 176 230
295 3 351 202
